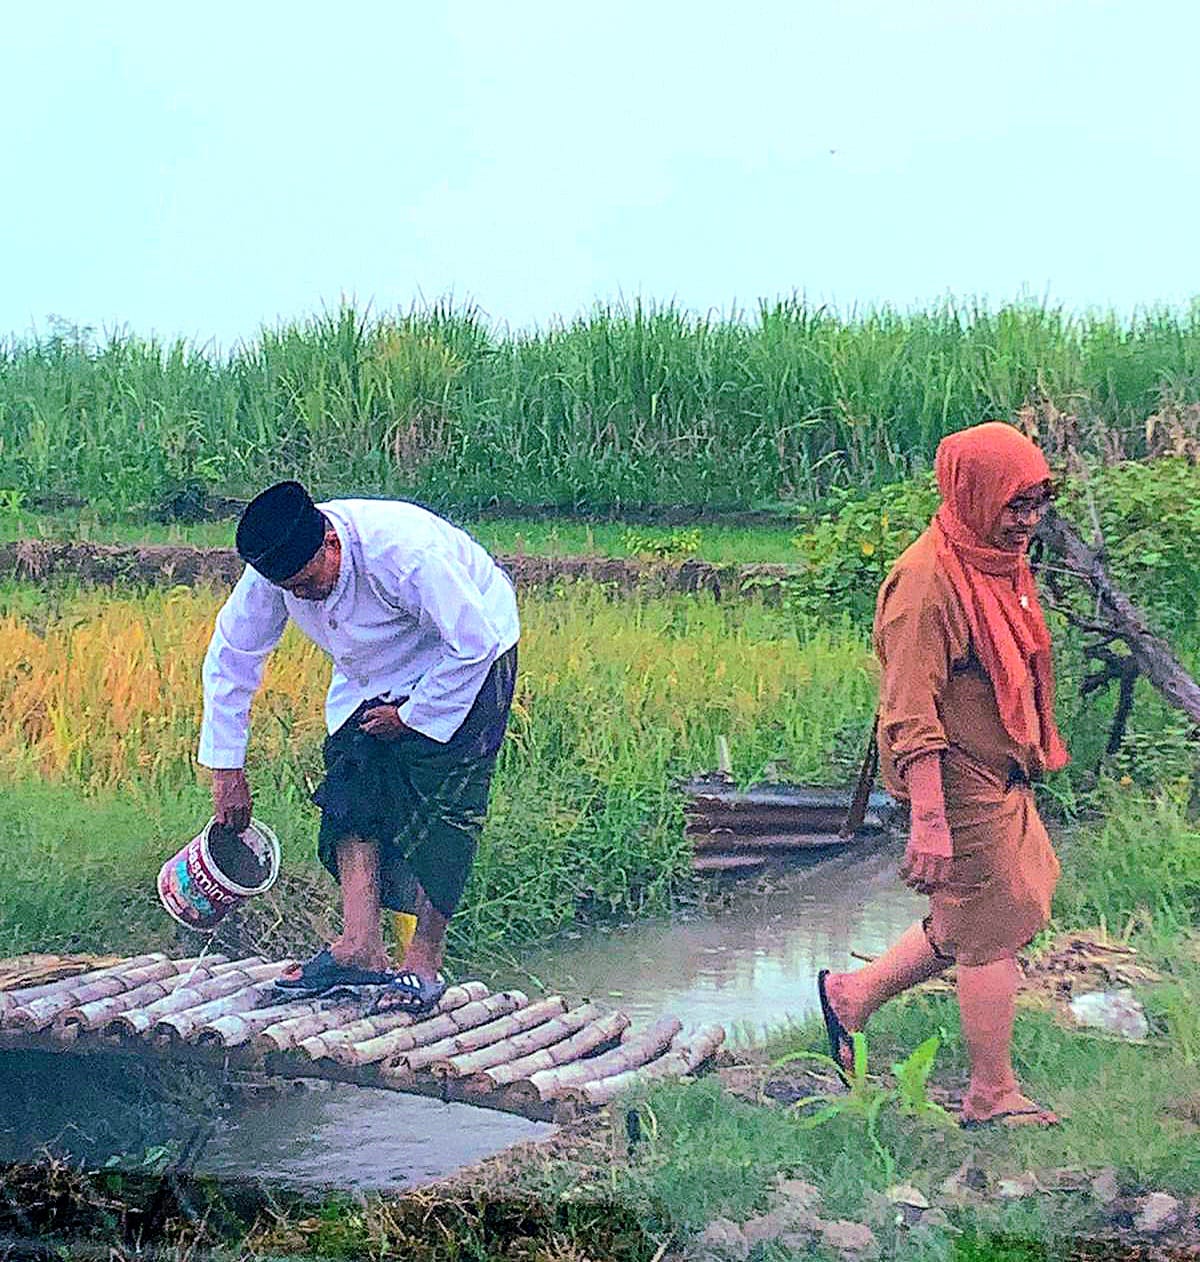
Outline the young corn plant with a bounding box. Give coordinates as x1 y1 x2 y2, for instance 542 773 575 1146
770 1030 954 1181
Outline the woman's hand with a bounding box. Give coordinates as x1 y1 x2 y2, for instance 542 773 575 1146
900 813 953 894
899 750 953 894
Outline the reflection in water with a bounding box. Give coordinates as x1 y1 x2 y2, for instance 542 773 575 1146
197 1085 555 1192
490 843 924 1043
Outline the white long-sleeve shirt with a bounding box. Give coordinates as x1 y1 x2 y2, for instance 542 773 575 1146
198 499 520 769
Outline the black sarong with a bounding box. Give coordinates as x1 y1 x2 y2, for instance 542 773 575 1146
313 646 516 918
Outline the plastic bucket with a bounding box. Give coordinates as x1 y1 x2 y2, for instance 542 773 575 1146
157 817 281 931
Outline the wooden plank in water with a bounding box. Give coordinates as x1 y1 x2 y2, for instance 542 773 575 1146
690 831 856 853
691 854 766 873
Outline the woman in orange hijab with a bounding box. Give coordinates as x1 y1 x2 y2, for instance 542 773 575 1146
819 422 1066 1128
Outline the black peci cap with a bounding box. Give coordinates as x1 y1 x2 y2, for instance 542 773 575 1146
235 481 326 584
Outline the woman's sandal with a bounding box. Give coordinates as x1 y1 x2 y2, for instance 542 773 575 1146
369 971 448 1016
817 969 855 1071
275 946 395 994
959 1105 1061 1130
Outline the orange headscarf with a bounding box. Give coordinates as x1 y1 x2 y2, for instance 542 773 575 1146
932 422 1069 773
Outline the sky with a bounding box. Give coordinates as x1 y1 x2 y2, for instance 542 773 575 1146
3 0 1199 350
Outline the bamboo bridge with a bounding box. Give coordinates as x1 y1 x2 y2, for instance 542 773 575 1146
0 953 725 1123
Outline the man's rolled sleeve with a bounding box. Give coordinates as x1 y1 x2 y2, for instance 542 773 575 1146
198 570 289 768
392 551 501 743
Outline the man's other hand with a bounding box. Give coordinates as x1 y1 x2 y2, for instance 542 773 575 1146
358 704 413 740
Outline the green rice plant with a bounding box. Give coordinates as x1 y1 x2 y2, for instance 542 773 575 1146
0 580 878 957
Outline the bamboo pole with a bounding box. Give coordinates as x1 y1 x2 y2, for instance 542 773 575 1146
106 960 273 1038
505 1016 682 1105
0 953 167 1018
358 992 528 1072
321 984 522 1065
391 997 565 1079
197 996 349 1048
151 977 289 1044
253 1000 375 1053
0 954 123 994
7 958 185 1032
463 1009 630 1094
692 854 766 872
437 1002 602 1081
427 998 570 1078
55 957 234 1038
689 832 859 852
297 981 490 1061
562 1024 726 1109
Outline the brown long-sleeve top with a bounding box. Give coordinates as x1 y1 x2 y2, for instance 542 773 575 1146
874 531 1043 828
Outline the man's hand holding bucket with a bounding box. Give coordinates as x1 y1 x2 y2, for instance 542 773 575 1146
212 768 253 834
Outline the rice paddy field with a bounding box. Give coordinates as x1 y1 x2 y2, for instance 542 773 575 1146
0 562 1196 964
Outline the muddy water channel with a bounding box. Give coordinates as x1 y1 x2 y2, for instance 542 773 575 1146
1 843 922 1192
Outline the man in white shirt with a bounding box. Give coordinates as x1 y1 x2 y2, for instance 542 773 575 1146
198 481 519 1014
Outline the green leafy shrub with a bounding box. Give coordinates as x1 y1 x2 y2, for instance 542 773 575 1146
785 476 940 625
1058 458 1200 637
784 457 1200 637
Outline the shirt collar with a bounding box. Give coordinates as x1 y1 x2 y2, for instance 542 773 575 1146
319 505 354 610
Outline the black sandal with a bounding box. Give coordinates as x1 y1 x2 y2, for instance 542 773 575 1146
817 969 855 1071
960 1106 1061 1131
275 946 395 994
369 971 448 1016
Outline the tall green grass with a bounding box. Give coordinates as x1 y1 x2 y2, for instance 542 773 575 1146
4 297 1199 514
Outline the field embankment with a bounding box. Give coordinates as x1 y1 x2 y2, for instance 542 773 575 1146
3 299 1199 516
0 539 793 598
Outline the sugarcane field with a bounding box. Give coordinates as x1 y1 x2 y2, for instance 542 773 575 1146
7 11 1200 1260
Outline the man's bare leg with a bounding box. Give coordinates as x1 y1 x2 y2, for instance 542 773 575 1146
328 837 391 972
398 884 447 983
958 957 1057 1126
822 920 951 1066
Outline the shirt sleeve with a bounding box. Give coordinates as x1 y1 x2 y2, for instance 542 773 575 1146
389 549 502 743
873 566 960 777
197 568 290 768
